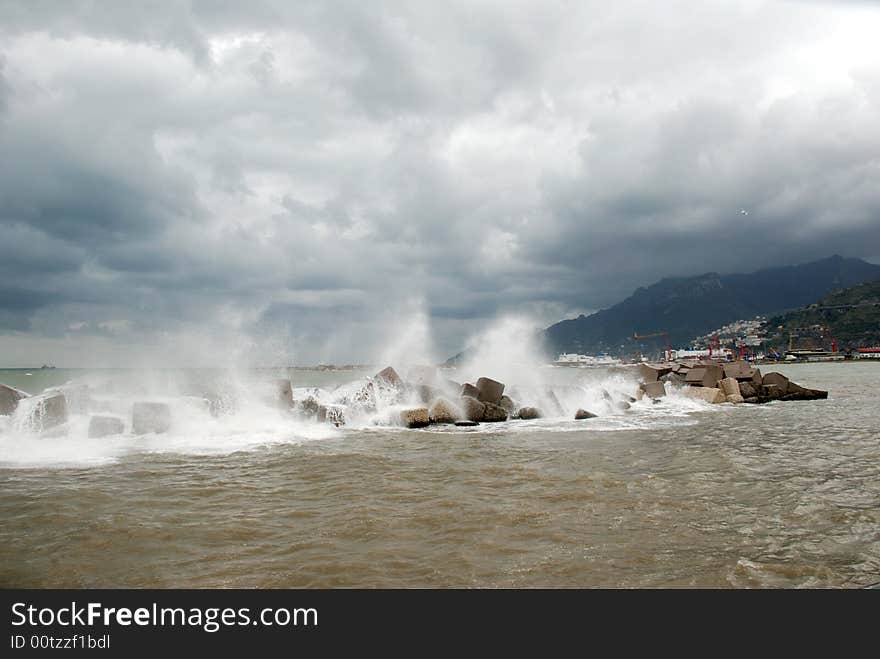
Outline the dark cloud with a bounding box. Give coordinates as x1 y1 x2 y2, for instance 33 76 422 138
0 0 879 365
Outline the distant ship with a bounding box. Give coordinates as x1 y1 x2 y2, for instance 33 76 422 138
555 353 622 367
39 364 57 370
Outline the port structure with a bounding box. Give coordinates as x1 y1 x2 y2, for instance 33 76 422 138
633 331 671 361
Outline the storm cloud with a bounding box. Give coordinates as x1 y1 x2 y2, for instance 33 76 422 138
1 0 879 365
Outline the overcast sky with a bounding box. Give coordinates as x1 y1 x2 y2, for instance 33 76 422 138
1 0 879 366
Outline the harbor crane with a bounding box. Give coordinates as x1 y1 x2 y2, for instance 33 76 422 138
633 331 671 361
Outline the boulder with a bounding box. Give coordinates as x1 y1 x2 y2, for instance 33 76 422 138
399 407 430 428
499 395 516 416
375 366 403 389
722 361 752 380
88 415 124 438
475 377 505 405
57 383 90 415
454 420 479 427
517 406 542 420
750 368 762 384
639 364 672 382
685 364 723 388
719 377 741 397
782 384 829 401
762 372 790 395
276 379 294 408
644 381 666 399
333 379 379 411
132 402 171 435
726 394 745 404
575 409 597 420
296 394 322 418
317 404 346 426
761 384 784 401
429 398 460 424
743 397 760 404
738 381 758 398
683 387 726 404
460 396 486 422
482 402 508 422
660 372 686 385
459 383 481 399
29 392 68 431
0 383 28 416
634 387 645 401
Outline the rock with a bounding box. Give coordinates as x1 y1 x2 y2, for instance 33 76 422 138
296 394 322 418
25 392 68 431
475 377 505 404
276 379 293 408
683 387 726 404
429 398 460 424
615 400 631 411
132 402 171 435
762 372 790 395
726 394 745 404
639 364 672 382
459 383 481 399
460 396 486 422
375 366 403 389
517 406 542 420
399 407 430 428
317 404 346 426
57 383 90 415
499 395 516 416
454 420 479 427
782 383 829 401
685 364 723 388
644 381 666 399
0 383 29 416
750 368 762 384
722 361 752 380
88 415 124 438
634 387 645 401
601 389 613 401
743 397 760 404
739 381 758 398
575 409 597 419
660 372 686 385
482 402 508 422
332 379 378 412
719 377 741 397
761 384 784 401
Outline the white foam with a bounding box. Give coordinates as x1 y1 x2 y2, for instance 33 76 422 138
0 365 726 469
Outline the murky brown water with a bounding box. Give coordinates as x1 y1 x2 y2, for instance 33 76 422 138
1 363 878 587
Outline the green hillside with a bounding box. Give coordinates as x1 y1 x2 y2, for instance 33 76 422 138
766 280 880 350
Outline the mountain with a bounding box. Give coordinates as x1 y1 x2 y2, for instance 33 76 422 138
766 279 880 350
543 255 880 356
